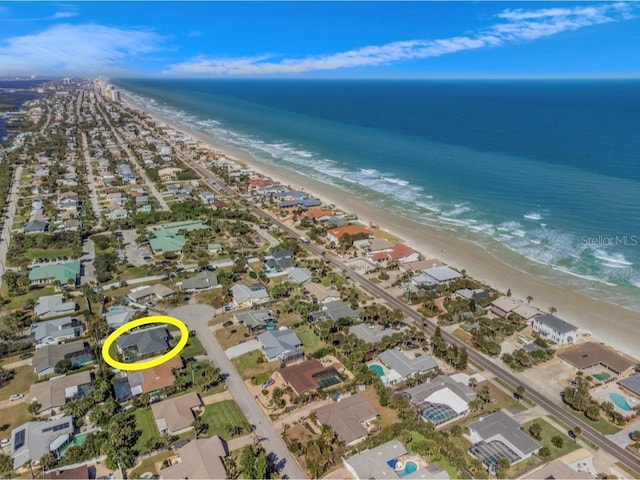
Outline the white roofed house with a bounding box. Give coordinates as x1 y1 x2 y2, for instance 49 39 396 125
532 313 578 345
230 283 270 308
31 317 82 349
378 349 438 386
10 416 75 469
257 329 303 363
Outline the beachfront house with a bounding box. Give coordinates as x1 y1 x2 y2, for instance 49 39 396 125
532 313 579 345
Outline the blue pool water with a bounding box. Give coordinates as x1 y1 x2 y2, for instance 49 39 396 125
610 393 633 412
265 268 278 274
397 461 418 477
369 364 384 377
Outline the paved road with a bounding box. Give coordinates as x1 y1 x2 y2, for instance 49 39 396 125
0 165 23 289
94 96 169 212
169 304 306 480
80 132 103 230
81 237 96 284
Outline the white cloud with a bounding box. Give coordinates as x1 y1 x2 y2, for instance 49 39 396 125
165 2 635 76
50 11 79 20
0 23 164 75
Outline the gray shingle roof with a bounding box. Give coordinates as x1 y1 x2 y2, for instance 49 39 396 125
116 326 170 356
344 440 408 479
32 341 91 375
32 317 81 344
379 349 438 378
324 300 359 321
534 313 578 334
468 411 540 457
423 266 462 283
235 309 273 330
10 416 74 469
287 267 312 284
404 375 476 405
182 270 219 291
257 329 302 360
349 324 394 344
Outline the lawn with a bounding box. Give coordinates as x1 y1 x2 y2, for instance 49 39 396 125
199 400 249 439
134 408 162 454
0 284 56 310
296 324 326 353
452 328 473 345
128 451 174 479
320 273 345 288
565 407 621 435
0 402 32 434
0 365 38 401
21 248 76 261
476 381 526 413
180 336 205 359
231 350 277 380
524 417 580 460
214 324 251 350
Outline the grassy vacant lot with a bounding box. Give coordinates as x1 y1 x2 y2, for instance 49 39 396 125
200 400 249 439
231 350 276 381
0 403 32 434
296 324 326 353
134 408 161 454
214 324 251 350
525 417 579 461
0 365 37 401
0 283 56 310
22 248 75 260
128 451 174 479
477 381 526 413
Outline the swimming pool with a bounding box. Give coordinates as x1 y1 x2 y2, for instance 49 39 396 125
59 433 89 456
593 372 611 381
369 364 384 377
610 393 633 412
396 461 418 477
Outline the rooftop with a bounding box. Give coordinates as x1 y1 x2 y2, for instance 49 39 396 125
151 392 202 434
349 324 395 344
29 370 93 414
619 373 640 396
534 313 578 334
468 410 540 458
10 416 74 469
28 261 81 285
257 329 302 360
379 349 438 379
422 266 462 283
314 394 378 444
159 436 228 479
116 326 170 357
558 342 635 374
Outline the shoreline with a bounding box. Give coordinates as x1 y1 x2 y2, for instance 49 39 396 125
123 93 640 359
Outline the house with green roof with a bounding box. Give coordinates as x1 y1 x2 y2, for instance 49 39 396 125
28 261 81 287
148 221 209 254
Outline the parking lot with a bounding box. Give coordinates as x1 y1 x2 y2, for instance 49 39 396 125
121 229 152 266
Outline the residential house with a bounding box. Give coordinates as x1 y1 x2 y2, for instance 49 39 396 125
344 439 439 480
235 309 274 333
378 349 438 386
263 250 293 271
158 167 182 181
31 316 82 348
123 355 184 397
148 220 209 254
116 326 170 360
257 329 303 363
327 225 372 244
455 289 489 302
43 465 91 480
23 220 49 234
159 436 228 480
278 359 345 397
181 270 219 292
29 370 93 416
128 284 176 304
422 266 462 284
32 341 93 377
490 296 541 320
10 416 75 469
34 294 76 319
287 267 312 285
532 314 578 345
468 411 541 473
619 373 640 397
28 261 81 287
151 392 203 435
311 300 360 322
404 375 477 427
313 394 378 445
230 283 270 308
303 207 333 222
558 342 635 376
304 282 340 304
349 324 395 345
104 306 135 329
107 206 128 220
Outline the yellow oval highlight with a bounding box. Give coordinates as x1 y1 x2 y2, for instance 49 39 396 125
101 315 189 371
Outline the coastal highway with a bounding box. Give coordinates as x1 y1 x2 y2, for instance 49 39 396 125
178 158 640 474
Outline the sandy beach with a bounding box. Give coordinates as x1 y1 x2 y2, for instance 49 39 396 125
125 94 640 360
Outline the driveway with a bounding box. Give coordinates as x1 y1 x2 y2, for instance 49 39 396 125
81 237 97 283
169 305 305 479
225 340 261 360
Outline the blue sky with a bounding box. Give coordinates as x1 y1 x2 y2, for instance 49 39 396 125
0 2 638 78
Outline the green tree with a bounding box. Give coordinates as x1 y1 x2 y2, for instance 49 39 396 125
27 401 41 415
0 454 13 478
529 422 542 440
40 452 57 472
54 358 72 374
551 435 564 449
516 385 526 403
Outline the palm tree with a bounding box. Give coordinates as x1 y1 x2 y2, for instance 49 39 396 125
516 385 526 403
549 306 557 315
526 295 533 305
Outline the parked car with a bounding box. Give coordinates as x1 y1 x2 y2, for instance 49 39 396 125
262 378 275 389
19 352 33 360
0 438 10 447
9 394 24 401
145 301 156 308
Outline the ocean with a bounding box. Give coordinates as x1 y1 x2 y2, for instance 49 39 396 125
114 78 640 310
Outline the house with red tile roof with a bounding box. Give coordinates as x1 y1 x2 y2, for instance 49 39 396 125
327 225 372 244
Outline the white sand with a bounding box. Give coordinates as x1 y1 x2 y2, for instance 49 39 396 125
124 95 640 360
